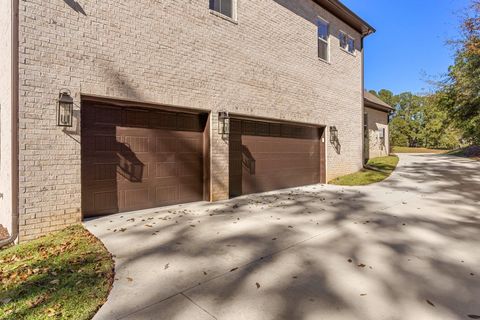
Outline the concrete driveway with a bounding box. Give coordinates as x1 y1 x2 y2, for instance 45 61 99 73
85 154 480 320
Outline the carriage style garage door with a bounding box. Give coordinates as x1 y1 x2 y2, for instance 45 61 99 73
229 118 325 197
81 102 208 217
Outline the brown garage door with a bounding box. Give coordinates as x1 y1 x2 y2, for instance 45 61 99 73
229 119 325 197
81 102 208 217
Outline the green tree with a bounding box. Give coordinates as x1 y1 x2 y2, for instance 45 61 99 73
389 92 426 147
438 0 480 144
422 94 461 149
371 89 460 148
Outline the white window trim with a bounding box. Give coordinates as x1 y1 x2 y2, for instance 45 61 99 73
209 0 238 23
317 16 330 63
339 29 356 56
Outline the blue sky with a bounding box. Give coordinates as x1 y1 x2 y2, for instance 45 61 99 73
341 0 471 94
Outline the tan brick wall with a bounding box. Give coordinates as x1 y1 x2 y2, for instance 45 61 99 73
17 0 364 241
366 107 390 159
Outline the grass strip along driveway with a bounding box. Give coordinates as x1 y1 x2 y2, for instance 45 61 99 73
329 155 399 186
0 225 114 320
392 146 450 154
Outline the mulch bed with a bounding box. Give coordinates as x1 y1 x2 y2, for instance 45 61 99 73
0 225 9 241
463 145 480 158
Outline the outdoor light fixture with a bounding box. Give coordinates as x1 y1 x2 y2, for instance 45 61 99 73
330 126 338 144
218 111 230 135
57 89 74 127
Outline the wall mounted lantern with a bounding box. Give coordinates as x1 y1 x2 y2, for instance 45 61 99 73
329 126 338 144
218 111 230 135
57 89 74 127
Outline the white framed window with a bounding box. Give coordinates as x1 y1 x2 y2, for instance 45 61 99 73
317 18 329 62
210 0 236 20
339 30 355 55
339 31 348 50
347 36 355 54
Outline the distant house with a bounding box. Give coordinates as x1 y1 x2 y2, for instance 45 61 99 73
364 91 394 161
1 0 376 242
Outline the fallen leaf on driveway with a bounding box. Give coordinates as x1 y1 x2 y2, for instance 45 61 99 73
348 259 353 263
164 263 169 270
190 225 196 228
119 228 127 232
468 315 480 319
426 300 435 307
230 267 238 272
358 264 366 268
127 277 133 282
288 226 294 228
272 238 277 241
256 282 261 289
360 294 367 296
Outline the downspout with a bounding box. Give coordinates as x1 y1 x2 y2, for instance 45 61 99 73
361 36 366 164
0 0 19 248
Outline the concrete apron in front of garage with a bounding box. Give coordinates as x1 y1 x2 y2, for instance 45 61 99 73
85 154 480 320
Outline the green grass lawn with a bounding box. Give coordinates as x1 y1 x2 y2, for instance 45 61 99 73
392 146 450 154
0 225 114 320
329 155 399 186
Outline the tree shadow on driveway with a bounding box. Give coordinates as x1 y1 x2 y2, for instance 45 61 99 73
85 154 480 320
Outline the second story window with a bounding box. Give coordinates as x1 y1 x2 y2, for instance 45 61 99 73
210 0 234 19
339 31 348 50
347 37 355 54
339 31 355 55
317 18 329 61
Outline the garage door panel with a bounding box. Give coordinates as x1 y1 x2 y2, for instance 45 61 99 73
155 162 177 178
122 136 150 153
177 138 202 153
81 135 120 154
230 119 323 197
83 105 123 127
178 182 204 201
155 186 178 204
92 191 118 212
156 138 177 153
82 103 206 217
123 188 150 210
178 161 202 177
125 109 150 128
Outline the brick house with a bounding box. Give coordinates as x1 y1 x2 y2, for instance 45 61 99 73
364 91 394 160
0 0 378 242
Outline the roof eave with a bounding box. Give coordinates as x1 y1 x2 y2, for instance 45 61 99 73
365 101 394 113
312 0 376 37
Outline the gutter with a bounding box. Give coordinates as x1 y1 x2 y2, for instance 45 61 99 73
312 0 376 37
327 0 376 36
0 0 19 248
